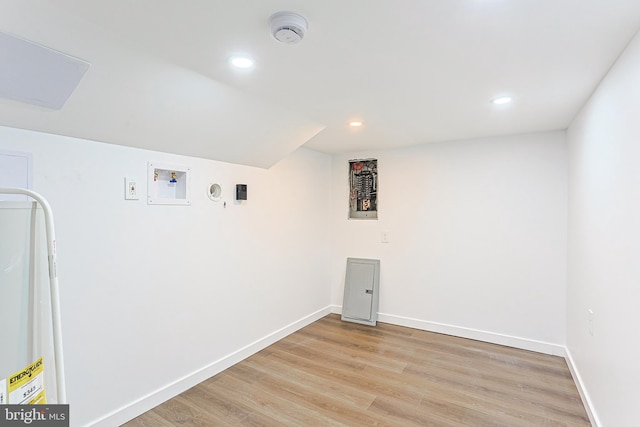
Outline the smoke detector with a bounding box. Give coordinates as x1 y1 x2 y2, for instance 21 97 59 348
269 11 308 44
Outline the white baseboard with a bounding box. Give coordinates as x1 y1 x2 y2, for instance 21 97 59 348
88 306 333 427
330 305 565 356
565 347 600 427
332 306 599 423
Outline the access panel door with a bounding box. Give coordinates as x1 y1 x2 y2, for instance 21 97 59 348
342 258 380 326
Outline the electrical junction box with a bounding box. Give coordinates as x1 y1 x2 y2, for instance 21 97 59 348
236 184 247 200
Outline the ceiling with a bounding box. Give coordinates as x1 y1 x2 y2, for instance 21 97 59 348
1 1 639 167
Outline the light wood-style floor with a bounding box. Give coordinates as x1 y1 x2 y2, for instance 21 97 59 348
123 314 590 426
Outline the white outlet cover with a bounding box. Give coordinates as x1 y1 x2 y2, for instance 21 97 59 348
125 177 139 200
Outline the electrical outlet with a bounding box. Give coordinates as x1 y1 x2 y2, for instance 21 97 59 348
588 309 594 336
381 230 390 243
125 177 139 200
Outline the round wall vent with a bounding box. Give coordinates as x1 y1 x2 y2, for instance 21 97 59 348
207 183 222 202
269 11 308 45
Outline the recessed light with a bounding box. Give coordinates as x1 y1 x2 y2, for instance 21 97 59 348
229 56 255 69
349 121 363 127
491 96 512 105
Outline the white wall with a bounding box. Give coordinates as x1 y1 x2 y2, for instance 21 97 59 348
0 126 332 426
566 30 640 427
331 132 568 353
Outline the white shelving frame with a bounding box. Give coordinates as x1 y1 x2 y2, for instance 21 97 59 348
0 188 66 403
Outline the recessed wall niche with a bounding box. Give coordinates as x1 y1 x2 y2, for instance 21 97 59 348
147 162 191 205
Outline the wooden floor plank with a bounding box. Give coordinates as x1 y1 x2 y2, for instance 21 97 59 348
123 314 590 426
247 352 377 410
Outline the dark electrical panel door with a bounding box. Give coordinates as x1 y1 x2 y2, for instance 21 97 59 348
342 258 380 326
349 159 377 219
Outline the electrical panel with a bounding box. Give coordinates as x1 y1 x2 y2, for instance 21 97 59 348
349 159 377 219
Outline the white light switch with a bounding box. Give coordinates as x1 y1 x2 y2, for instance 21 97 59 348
381 230 390 243
125 177 139 200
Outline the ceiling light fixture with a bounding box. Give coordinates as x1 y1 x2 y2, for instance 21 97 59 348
349 121 363 127
491 96 512 105
229 56 255 69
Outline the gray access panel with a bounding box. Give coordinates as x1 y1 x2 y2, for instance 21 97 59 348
342 258 380 326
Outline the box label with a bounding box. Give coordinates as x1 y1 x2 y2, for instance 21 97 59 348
8 357 46 404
